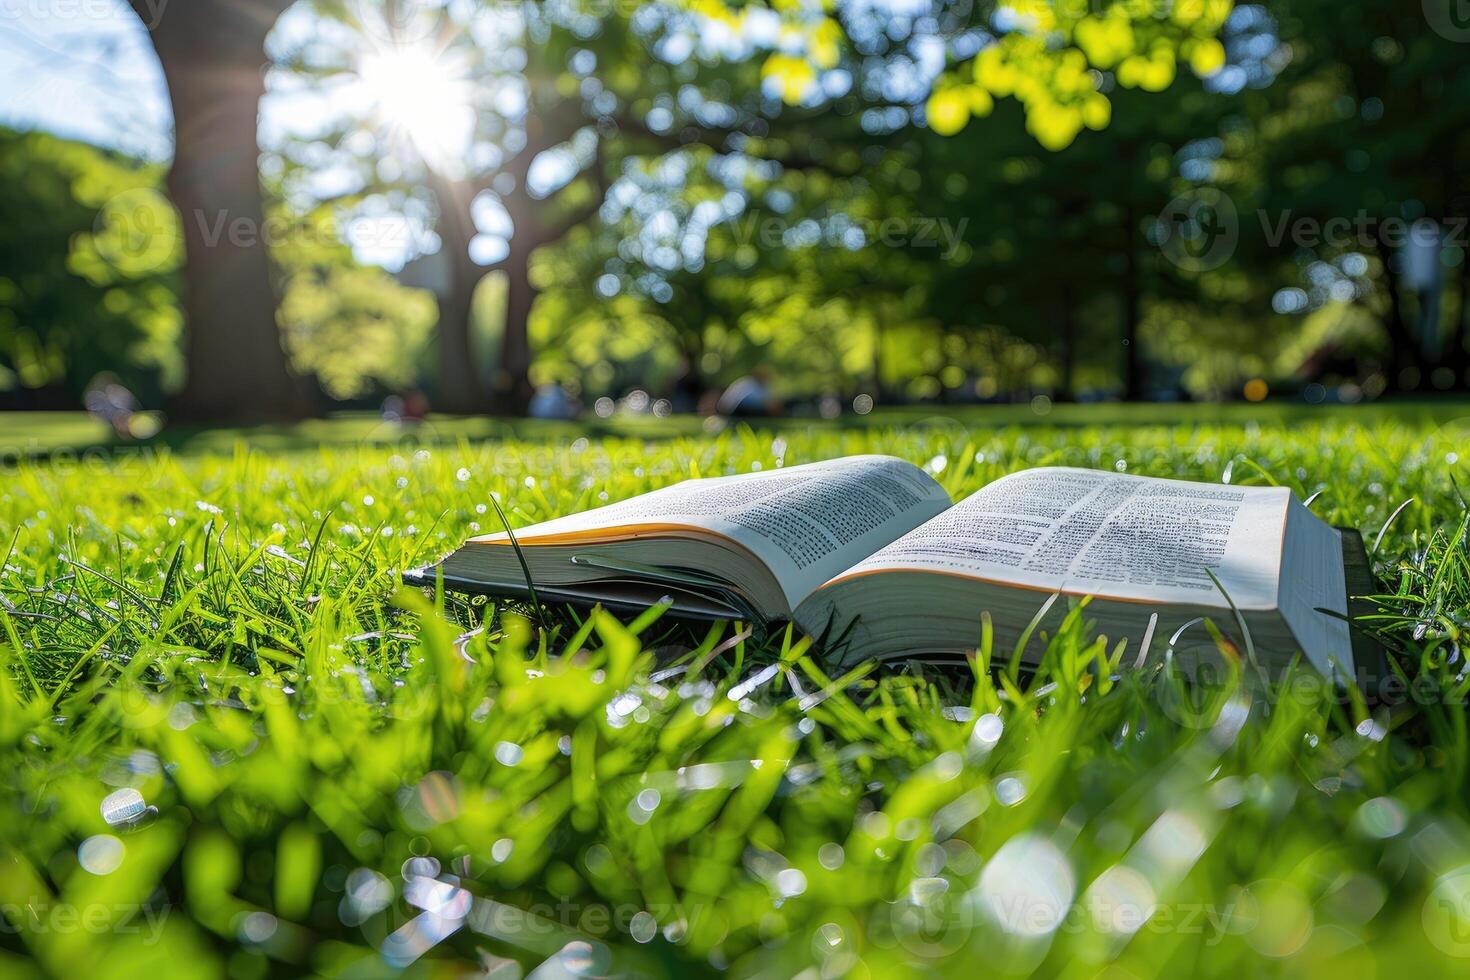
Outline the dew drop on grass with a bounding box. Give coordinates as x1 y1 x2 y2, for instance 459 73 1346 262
812 921 845 954
401 856 439 881
493 741 524 766
167 702 197 730
1354 796 1407 838
971 713 1003 751
558 939 610 977
776 868 807 898
492 838 514 862
931 752 962 782
343 868 393 923
607 692 640 726
976 833 1075 937
627 789 661 825
908 876 949 906
100 787 146 826
629 910 657 943
78 834 124 875
994 774 1027 806
1355 718 1386 742
914 842 947 877
1084 865 1155 935
860 811 890 839
239 911 278 944
818 842 844 870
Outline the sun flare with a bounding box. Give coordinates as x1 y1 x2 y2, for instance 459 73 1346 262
355 46 475 168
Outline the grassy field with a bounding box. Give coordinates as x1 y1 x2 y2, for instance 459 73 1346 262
1 404 1469 978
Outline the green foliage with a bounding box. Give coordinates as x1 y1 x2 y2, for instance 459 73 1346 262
0 128 182 403
1 408 1468 975
926 0 1232 147
271 205 439 401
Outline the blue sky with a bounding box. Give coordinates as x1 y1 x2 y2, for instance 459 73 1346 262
0 0 173 158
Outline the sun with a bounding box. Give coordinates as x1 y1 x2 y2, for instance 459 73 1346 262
355 45 476 170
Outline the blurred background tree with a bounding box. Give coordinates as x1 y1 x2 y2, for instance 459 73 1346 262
0 129 181 410
125 0 307 422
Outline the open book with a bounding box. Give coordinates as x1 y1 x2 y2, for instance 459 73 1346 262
407 455 1359 678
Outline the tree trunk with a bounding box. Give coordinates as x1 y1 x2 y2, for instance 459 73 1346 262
137 0 308 423
871 318 886 402
1056 286 1076 401
491 248 536 416
435 257 486 415
1121 204 1145 401
1449 238 1470 387
1373 236 1421 391
425 171 487 414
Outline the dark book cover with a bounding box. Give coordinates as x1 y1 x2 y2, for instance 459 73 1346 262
1338 526 1391 695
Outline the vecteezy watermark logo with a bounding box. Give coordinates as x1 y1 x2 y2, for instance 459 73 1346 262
870 880 976 957
1424 867 1470 957
0 0 168 29
1424 0 1470 42
727 213 970 262
0 900 170 944
1154 187 1238 273
92 188 180 275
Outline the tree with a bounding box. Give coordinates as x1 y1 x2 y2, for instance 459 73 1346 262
127 0 310 422
273 2 643 414
1232 0 1470 392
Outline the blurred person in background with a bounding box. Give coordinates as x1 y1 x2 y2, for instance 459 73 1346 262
83 374 143 438
668 355 703 415
528 382 579 420
716 367 782 417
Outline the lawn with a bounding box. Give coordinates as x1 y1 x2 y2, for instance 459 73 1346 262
1 405 1468 978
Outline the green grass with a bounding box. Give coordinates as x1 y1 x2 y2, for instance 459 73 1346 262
1 406 1468 978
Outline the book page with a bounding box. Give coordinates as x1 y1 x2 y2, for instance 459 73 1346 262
825 467 1288 609
467 455 952 608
